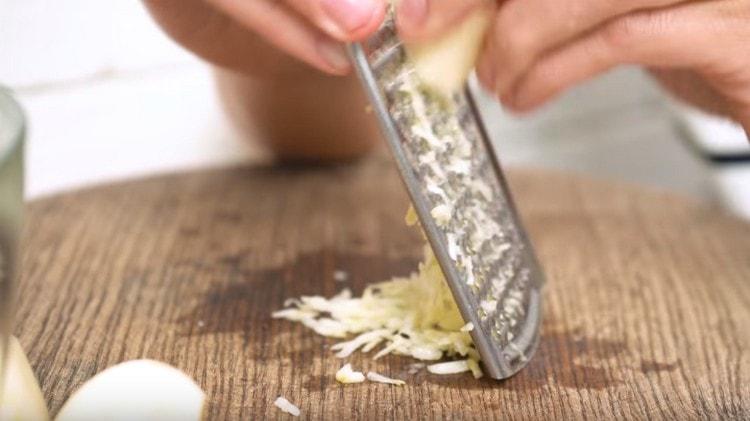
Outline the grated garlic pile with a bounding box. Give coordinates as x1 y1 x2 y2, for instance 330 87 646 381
273 210 482 378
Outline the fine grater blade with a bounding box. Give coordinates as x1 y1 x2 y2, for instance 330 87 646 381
348 18 545 380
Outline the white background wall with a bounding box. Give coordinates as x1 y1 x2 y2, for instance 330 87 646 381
3 0 253 198
3 0 750 217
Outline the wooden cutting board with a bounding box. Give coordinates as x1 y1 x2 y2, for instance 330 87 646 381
16 155 750 419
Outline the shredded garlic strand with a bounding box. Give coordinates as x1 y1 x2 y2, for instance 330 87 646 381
274 397 301 417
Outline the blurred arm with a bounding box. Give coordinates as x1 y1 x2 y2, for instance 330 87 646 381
144 0 381 162
213 60 380 163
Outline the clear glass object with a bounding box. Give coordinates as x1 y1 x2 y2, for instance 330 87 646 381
0 87 24 397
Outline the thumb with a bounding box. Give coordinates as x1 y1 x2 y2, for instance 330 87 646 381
397 0 491 42
285 0 387 41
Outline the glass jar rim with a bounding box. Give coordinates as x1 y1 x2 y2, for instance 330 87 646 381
0 86 25 162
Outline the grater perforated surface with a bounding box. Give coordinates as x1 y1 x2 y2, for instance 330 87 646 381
348 18 544 379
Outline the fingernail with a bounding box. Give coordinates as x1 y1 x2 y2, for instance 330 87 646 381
399 0 428 28
321 0 378 34
317 40 351 73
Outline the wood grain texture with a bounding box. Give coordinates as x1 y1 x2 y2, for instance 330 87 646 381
15 155 750 419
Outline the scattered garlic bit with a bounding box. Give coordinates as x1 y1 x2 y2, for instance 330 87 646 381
430 204 452 227
274 396 301 417
427 360 472 375
460 322 474 332
367 372 406 386
335 364 366 384
274 245 480 370
333 270 349 282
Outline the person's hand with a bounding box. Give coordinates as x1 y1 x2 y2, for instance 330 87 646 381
145 0 386 76
397 0 750 133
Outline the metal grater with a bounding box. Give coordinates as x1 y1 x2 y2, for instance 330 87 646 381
348 17 545 380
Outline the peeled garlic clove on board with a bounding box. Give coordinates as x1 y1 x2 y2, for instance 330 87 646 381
55 359 205 421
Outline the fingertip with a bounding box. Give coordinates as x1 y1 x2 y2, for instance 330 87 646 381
311 61 352 76
396 0 429 42
326 66 353 76
475 53 496 93
319 0 387 42
737 112 750 139
508 81 558 113
504 102 537 115
500 97 536 115
497 92 517 111
346 0 387 41
316 39 353 75
397 0 490 43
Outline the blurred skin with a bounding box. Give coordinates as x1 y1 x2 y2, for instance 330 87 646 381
144 0 748 163
399 0 750 134
143 0 386 162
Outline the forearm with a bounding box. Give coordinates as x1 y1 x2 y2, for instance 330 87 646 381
144 0 381 162
214 62 380 163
